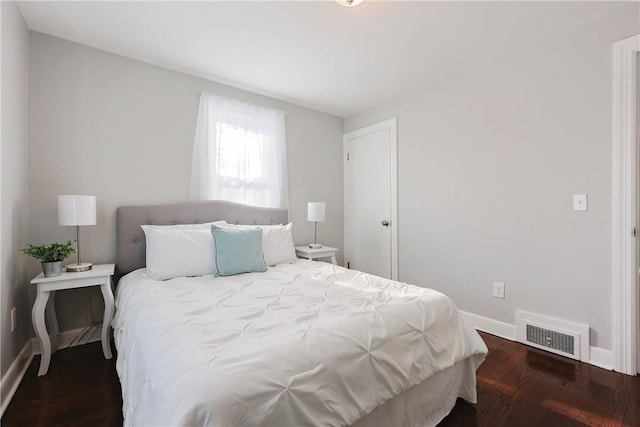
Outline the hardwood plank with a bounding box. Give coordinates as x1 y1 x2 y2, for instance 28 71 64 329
2 332 638 426
442 332 640 427
2 342 122 427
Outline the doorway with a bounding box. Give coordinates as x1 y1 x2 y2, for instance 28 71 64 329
636 51 639 374
343 118 398 280
612 34 639 376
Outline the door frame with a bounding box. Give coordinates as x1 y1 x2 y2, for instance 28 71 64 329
343 117 399 280
612 34 639 375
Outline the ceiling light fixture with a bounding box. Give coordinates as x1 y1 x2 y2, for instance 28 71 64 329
335 0 364 7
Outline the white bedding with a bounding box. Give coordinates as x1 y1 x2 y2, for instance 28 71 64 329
113 260 487 426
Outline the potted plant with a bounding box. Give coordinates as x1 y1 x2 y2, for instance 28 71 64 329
21 241 76 278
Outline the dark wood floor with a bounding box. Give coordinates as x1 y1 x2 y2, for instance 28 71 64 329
441 333 640 426
2 332 639 426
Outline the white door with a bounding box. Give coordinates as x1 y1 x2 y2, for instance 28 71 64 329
636 52 640 374
344 118 398 280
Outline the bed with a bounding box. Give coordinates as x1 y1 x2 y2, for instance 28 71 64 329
113 200 488 426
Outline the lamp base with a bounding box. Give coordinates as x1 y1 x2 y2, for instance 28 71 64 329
66 263 93 272
308 243 322 249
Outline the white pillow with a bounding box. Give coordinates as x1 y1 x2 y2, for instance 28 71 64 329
261 223 297 266
141 221 227 280
219 223 297 266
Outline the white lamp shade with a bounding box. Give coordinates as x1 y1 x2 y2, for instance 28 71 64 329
58 195 97 226
307 202 326 222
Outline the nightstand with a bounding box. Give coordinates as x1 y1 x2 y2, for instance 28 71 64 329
295 246 339 265
30 263 115 376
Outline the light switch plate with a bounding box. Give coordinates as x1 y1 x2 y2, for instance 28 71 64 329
573 194 588 211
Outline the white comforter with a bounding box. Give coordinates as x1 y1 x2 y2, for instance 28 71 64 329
113 260 487 426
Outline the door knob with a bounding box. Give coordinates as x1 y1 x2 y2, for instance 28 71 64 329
381 220 390 227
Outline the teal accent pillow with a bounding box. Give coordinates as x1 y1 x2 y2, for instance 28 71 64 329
211 225 267 276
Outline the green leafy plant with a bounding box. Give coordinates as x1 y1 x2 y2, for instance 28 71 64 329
21 241 76 263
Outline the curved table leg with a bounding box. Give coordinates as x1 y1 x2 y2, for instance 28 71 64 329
32 288 51 376
100 280 114 359
45 291 59 353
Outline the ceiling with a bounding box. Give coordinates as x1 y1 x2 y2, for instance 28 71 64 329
17 1 631 118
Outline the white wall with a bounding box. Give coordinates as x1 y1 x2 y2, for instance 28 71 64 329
345 4 640 351
1 0 30 377
28 32 344 332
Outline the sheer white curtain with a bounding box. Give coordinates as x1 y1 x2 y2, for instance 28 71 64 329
189 92 288 208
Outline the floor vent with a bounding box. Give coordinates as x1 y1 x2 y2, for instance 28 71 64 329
516 311 589 361
526 324 574 355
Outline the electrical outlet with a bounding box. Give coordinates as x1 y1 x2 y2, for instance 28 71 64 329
493 282 505 299
11 307 16 332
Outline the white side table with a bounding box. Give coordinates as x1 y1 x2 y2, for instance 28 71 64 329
30 263 115 376
295 246 339 265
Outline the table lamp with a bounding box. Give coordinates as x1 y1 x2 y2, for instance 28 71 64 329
307 202 325 249
58 195 96 272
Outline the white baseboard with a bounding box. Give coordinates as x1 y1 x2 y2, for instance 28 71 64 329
588 347 614 370
460 310 517 340
31 325 102 354
460 310 614 371
1 341 34 417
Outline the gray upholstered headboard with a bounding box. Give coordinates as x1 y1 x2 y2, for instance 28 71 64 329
116 200 288 279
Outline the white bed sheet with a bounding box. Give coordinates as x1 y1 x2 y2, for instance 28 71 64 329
113 260 487 426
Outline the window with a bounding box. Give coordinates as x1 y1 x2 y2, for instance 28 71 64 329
190 93 288 208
